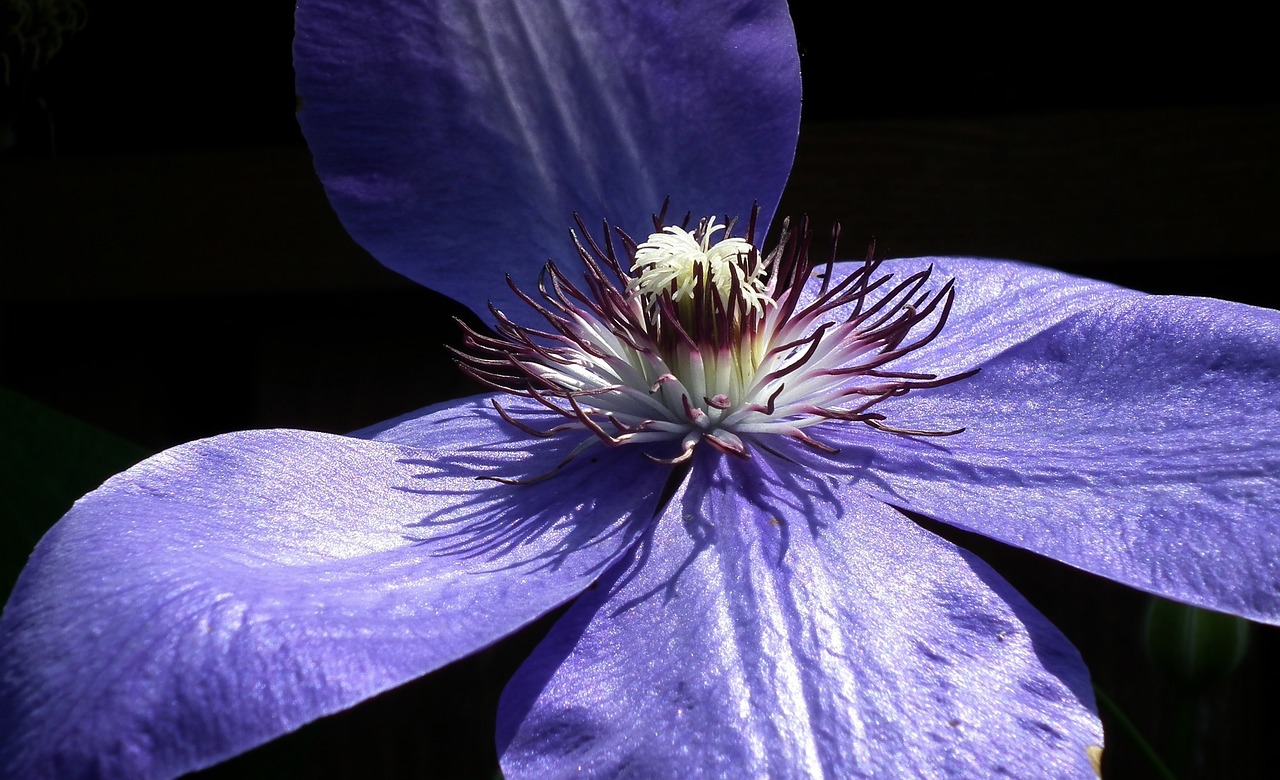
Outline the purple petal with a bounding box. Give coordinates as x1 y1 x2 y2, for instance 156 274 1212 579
295 0 802 320
801 256 1140 375
891 257 1139 373
0 397 664 779
498 453 1102 778
841 294 1280 623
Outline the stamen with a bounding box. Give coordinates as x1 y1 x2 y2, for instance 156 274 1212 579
456 206 975 466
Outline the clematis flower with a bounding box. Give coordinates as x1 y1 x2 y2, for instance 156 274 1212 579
2 0 1278 778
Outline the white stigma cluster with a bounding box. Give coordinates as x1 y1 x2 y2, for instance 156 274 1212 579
627 221 774 320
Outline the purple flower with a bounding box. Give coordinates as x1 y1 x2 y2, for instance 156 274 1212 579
2 0 1278 778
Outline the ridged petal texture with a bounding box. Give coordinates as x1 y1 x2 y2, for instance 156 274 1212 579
842 292 1280 622
0 397 665 779
498 453 1103 778
294 0 802 321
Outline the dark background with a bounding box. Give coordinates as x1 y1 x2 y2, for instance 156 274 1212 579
2 2 1277 778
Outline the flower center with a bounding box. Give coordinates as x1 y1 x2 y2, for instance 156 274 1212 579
458 206 974 466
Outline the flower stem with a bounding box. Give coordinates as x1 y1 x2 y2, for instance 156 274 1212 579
1092 685 1177 780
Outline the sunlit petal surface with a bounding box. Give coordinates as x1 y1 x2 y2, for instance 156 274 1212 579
499 453 1102 778
842 294 1280 622
0 398 665 779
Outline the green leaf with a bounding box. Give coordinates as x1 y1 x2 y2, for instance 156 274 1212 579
0 386 150 601
1142 595 1252 686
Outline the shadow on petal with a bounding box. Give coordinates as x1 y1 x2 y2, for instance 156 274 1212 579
395 442 667 577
